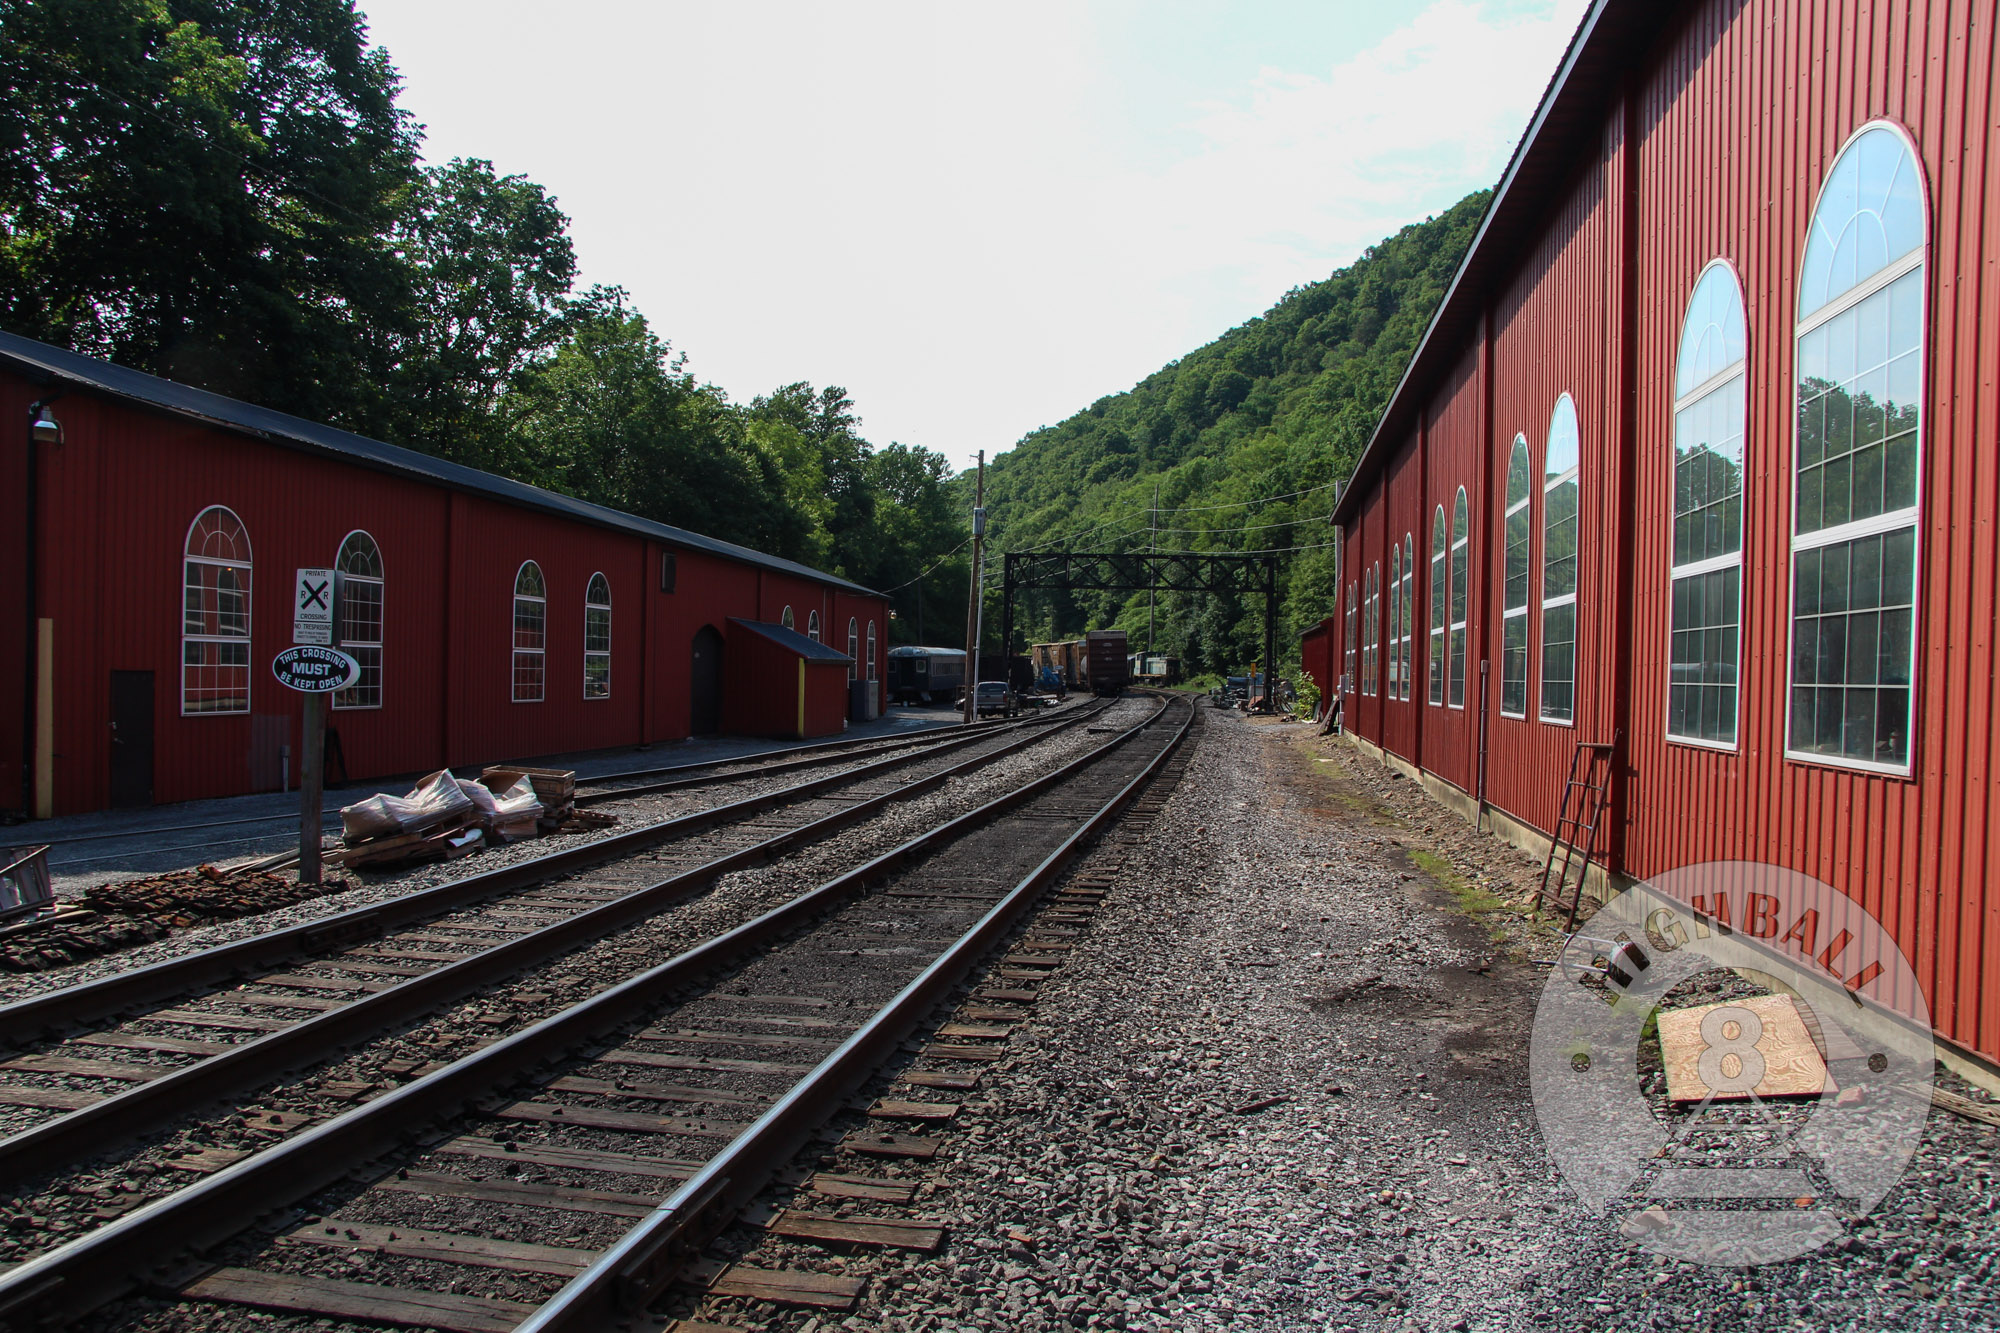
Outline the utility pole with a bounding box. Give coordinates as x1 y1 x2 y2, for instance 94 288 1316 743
961 450 985 724
1148 479 1159 656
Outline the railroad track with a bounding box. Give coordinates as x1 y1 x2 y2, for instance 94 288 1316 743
0 693 1193 1332
0 704 1107 1197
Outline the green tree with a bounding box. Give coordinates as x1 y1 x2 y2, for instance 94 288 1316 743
0 0 418 426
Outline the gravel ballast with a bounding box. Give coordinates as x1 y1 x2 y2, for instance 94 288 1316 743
695 707 1996 1333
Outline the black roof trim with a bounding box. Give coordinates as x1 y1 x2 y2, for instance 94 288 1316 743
728 618 855 663
0 329 883 598
1332 0 1683 525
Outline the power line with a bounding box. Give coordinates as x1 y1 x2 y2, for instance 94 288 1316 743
877 536 971 594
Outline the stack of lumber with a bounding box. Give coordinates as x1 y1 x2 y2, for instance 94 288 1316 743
0 864 344 973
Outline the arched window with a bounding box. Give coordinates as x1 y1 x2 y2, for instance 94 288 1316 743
1501 436 1532 716
1791 123 1926 773
513 561 546 703
1392 544 1408 700
1669 261 1748 747
807 609 821 643
866 620 878 681
1397 534 1414 701
1449 489 1469 708
584 572 611 699
1540 395 1581 723
1344 580 1358 694
333 531 383 710
846 617 860 681
1428 507 1447 706
182 506 252 714
1362 563 1379 696
781 605 795 630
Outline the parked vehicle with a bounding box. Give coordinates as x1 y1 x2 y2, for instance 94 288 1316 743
974 681 1018 717
885 646 967 704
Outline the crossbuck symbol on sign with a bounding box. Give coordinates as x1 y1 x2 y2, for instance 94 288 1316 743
299 578 330 611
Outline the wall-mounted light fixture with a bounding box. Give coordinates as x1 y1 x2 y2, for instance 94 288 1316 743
30 403 61 447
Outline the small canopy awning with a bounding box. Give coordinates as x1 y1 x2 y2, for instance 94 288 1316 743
728 618 855 664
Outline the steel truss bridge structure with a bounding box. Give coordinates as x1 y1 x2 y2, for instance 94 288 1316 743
999 551 1280 710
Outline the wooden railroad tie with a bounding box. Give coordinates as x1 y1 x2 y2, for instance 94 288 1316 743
184 1267 537 1333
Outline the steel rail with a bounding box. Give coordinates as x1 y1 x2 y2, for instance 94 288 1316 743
525 697 1196 1331
572 714 1026 799
0 697 1171 1328
0 709 1077 1050
0 704 1109 1187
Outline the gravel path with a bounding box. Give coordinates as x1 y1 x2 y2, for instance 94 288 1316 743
699 708 1997 1333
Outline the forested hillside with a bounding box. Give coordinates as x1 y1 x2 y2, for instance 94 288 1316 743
980 192 1487 677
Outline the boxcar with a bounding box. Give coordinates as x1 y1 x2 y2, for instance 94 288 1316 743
1084 630 1129 697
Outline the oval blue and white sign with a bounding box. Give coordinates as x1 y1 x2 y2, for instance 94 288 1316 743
272 645 361 693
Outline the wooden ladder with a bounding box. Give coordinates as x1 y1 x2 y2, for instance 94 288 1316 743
1532 739 1617 932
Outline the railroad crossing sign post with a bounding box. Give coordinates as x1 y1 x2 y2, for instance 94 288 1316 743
273 627 359 884
998 551 1281 711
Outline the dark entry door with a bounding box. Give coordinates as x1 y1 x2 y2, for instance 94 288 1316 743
109 671 155 808
690 625 724 735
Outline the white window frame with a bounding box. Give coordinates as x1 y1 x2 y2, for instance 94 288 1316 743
847 617 860 681
181 505 253 717
1449 489 1469 710
1666 260 1748 752
1392 544 1408 704
807 609 821 643
782 605 795 630
1396 533 1414 702
584 572 611 700
333 529 383 711
1428 507 1447 707
1363 563 1380 696
1784 119 1928 778
1500 436 1532 719
1344 581 1358 695
1539 395 1581 726
867 620 878 681
512 560 546 704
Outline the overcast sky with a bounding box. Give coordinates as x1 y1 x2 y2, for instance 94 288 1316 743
359 0 1593 471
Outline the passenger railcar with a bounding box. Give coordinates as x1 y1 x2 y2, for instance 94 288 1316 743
885 646 966 704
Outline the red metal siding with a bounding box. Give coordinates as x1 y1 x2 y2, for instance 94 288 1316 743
6 375 889 815
1380 433 1424 763
1619 0 2000 1062
1481 116 1627 841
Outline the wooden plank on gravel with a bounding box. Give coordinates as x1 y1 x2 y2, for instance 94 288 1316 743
382 1171 660 1217
959 1006 1026 1022
669 1322 754 1333
975 988 1038 1003
868 1099 957 1122
74 1032 232 1057
437 1135 701 1181
230 991 352 1011
0 1054 165 1082
282 1219 595 1277
183 1266 538 1333
770 1210 945 1252
637 1028 838 1050
937 1024 1011 1040
163 1146 248 1174
841 1131 940 1159
0 1085 94 1110
550 1075 765 1107
901 1071 979 1091
923 1044 1005 1062
807 1173 918 1203
146 1009 293 1032
254 973 388 994
704 1264 864 1310
600 1048 812 1077
711 993 833 1008
999 955 1061 969
495 1099 748 1139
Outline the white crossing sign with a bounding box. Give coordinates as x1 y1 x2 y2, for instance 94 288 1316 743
294 567 336 645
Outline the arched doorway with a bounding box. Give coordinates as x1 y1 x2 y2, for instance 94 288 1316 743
690 624 724 734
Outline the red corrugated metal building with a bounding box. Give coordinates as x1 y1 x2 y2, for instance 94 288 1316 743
722 619 857 741
1 332 891 817
1324 0 2000 1074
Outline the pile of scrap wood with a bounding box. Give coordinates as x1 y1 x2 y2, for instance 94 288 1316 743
0 864 345 973
334 766 615 870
